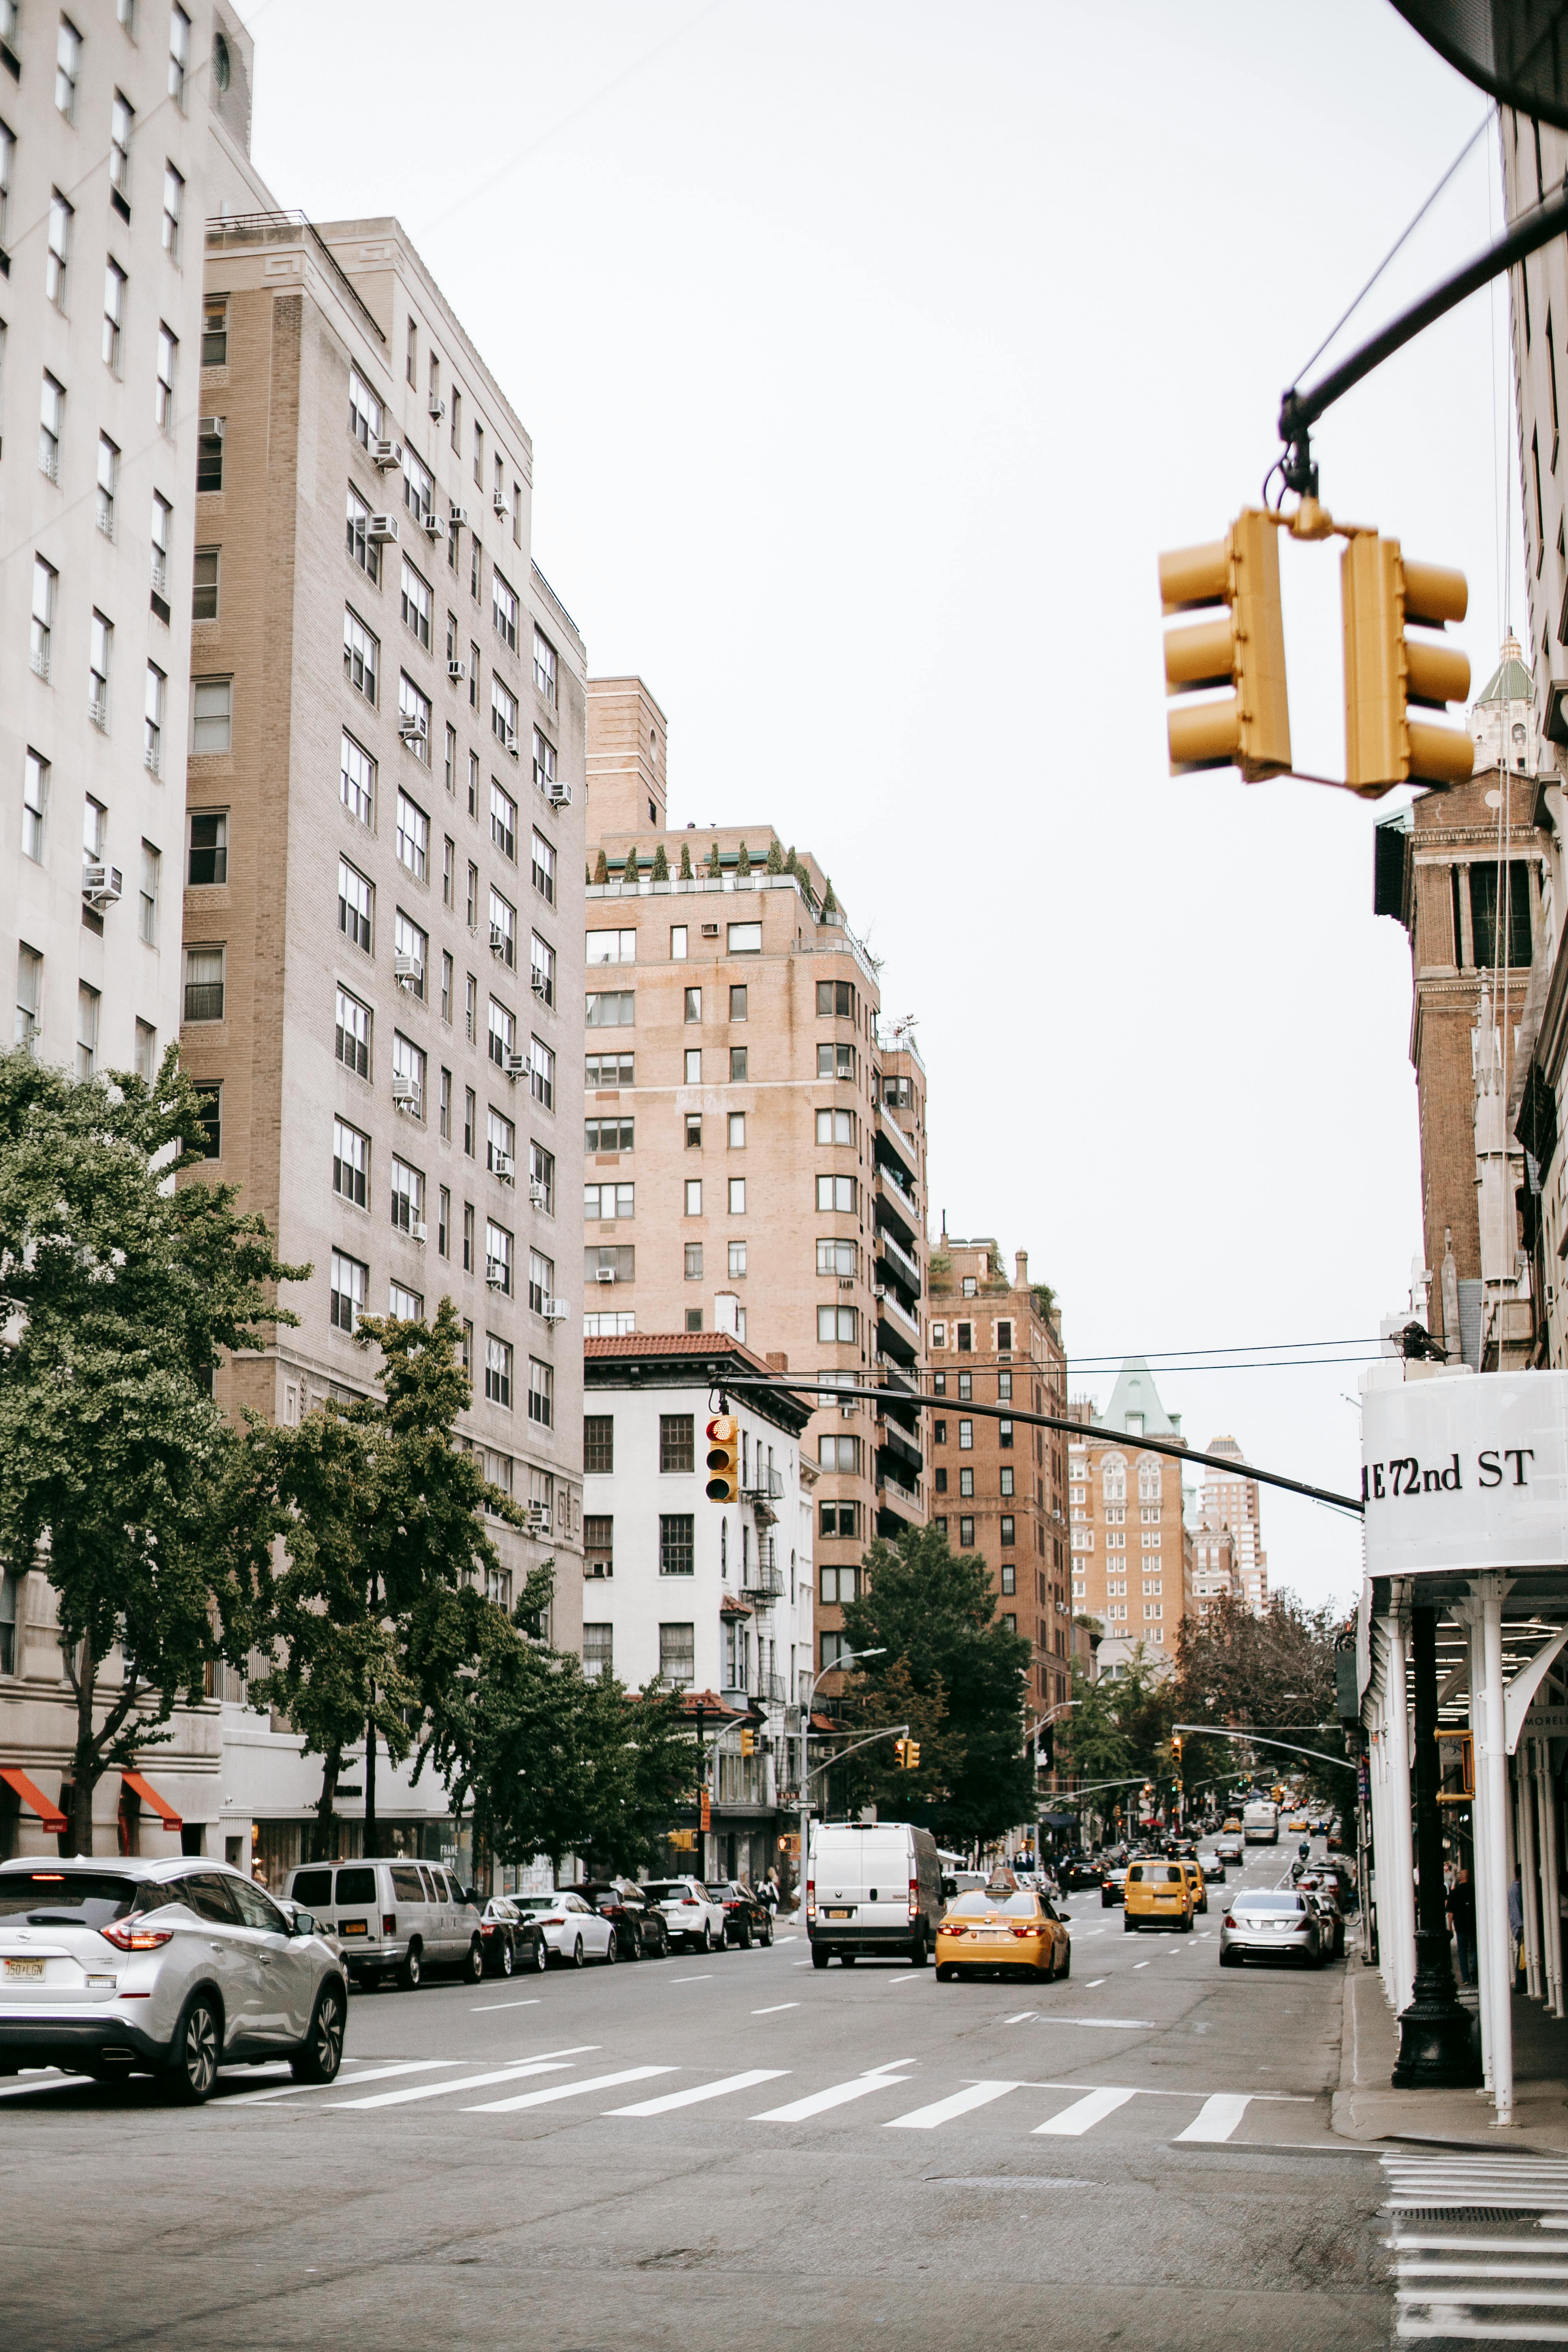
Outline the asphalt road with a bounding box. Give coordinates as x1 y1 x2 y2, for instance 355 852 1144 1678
1 1850 1395 2352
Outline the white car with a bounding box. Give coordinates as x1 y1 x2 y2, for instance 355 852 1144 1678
642 1877 729 1953
511 1890 617 1969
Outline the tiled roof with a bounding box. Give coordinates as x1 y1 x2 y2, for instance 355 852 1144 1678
584 1332 779 1376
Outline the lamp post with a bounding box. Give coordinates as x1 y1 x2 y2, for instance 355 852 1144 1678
797 1648 886 1916
1025 1699 1081 1864
1393 1606 1482 2087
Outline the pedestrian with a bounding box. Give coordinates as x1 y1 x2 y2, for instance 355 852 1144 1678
1448 1862 1477 1985
1510 1873 1526 1992
763 1867 779 1916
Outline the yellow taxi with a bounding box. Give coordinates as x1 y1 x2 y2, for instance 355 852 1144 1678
1222 1816 1244 1835
1287 1817 1308 1835
1123 1859 1195 1932
935 1879 1072 1983
1179 1857 1208 1915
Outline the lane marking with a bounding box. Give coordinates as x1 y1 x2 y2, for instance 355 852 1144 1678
886 2080 1023 2131
671 1975 713 1984
885 1973 922 1986
467 2063 672 2114
471 1998 543 2013
1035 2087 1139 2136
1132 1961 1150 1970
608 2068 789 2116
1086 1979 1108 1989
326 2045 598 2109
1175 2093 1255 2143
751 2002 800 2014
231 2060 453 2105
1006 2016 1153 2030
753 2066 917 2122
1003 2012 1035 2025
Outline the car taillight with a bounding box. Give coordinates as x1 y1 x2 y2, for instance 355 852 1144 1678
100 1920 175 1951
681 1896 698 1906
383 1913 396 1933
481 1922 496 1935
1012 1926 1033 1940
541 1916 564 1928
908 1877 919 1917
1223 1914 1236 1929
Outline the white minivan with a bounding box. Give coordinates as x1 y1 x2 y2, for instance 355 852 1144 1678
807 1822 942 1967
284 1859 483 1991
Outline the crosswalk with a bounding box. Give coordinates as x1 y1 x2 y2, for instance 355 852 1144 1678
1381 2151 1568 2342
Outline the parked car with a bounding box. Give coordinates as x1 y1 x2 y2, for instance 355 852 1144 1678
1219 1888 1325 1969
706 1881 775 1948
1058 1857 1105 1892
476 1895 547 1978
0 1857 348 2102
1197 1852 1227 1886
577 1880 671 1961
1101 1867 1129 1909
1298 1875 1346 1959
936 1884 1072 1983
808 1821 944 1967
641 1878 729 1955
510 1889 617 1967
285 1858 482 1991
1179 1858 1209 1915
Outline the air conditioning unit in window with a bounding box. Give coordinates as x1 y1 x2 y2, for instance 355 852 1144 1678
397 713 428 745
411 1220 428 1244
198 415 224 439
505 732 520 760
528 1177 547 1208
371 436 403 470
530 971 548 998
393 953 423 988
367 512 398 544
505 1051 526 1082
543 1298 569 1323
494 1152 515 1183
485 1264 507 1290
594 1267 616 1284
448 504 469 528
422 511 444 539
447 658 468 682
428 392 446 421
701 922 720 938
838 1278 854 1291
545 779 571 807
492 490 509 518
82 862 123 907
525 1502 551 1535
873 1284 887 1300
390 1074 422 1110
489 925 507 956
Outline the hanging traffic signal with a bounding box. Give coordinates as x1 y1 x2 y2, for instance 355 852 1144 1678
1341 533 1473 795
905 1739 920 1769
740 1727 755 1759
893 1737 908 1767
1159 510 1292 783
704 1416 740 1503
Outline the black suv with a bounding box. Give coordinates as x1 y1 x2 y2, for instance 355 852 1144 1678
577 1881 671 1960
705 1881 775 1949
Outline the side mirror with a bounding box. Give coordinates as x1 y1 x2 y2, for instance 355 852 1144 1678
288 1907 316 1936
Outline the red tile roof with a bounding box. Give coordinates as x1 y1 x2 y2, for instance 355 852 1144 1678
584 1332 779 1374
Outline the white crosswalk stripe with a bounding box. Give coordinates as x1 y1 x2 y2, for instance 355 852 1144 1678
326 2047 597 2109
1174 2094 1254 2143
232 2060 454 2105
1035 2087 1138 2136
1380 2151 1568 2341
607 2069 789 2116
466 2063 672 2114
751 2066 916 2122
885 2080 1023 2131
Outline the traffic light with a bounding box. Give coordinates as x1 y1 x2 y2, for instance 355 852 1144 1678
892 1736 920 1769
740 1727 755 1759
1341 533 1473 795
704 1416 740 1502
1159 509 1292 783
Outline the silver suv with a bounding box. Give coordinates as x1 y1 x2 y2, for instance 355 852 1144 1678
0 1857 349 2102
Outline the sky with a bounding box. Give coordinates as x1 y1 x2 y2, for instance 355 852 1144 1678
236 0 1525 1617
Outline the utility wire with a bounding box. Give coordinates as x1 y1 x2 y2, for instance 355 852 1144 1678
1294 111 1492 383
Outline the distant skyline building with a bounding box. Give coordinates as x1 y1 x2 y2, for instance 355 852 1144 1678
1069 1361 1194 1674
1201 1436 1267 1615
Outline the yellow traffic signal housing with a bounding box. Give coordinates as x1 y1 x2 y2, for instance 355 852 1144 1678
905 1739 921 1769
1341 534 1473 795
740 1727 755 1759
704 1416 740 1503
892 1737 907 1768
1159 509 1292 783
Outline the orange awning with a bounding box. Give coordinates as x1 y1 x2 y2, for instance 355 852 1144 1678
0 1768 67 1835
120 1771 181 1831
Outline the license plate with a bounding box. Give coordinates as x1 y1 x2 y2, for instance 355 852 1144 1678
825 1907 852 1919
338 1920 368 1936
4 1958 45 1980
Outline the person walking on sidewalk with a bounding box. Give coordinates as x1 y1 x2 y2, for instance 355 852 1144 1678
1510 1873 1525 1992
1448 1862 1477 1985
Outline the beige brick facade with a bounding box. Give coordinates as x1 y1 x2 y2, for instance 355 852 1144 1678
1068 1364 1194 1662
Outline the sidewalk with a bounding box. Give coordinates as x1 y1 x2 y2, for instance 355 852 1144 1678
1332 1956 1568 2152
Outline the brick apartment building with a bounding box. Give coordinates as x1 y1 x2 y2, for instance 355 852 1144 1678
582 680 928 1690
925 1238 1073 1708
1201 1436 1267 1614
1069 1362 1194 1670
1189 1519 1238 1615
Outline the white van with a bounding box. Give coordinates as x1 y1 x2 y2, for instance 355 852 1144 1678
807 1822 942 1967
284 1859 483 1991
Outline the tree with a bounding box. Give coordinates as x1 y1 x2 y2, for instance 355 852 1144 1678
650 841 670 881
1172 1592 1348 1814
679 840 695 880
0 1047 301 1852
706 840 724 878
1058 1647 1174 1838
735 839 751 877
822 877 837 916
829 1656 958 1820
784 845 799 876
765 838 784 875
593 848 610 885
839 1525 1033 1845
622 845 639 885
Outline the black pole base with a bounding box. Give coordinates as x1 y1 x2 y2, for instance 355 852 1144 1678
1392 1994 1484 2089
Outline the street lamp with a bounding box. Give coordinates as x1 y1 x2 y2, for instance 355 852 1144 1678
1024 1698 1081 1865
797 1648 886 1910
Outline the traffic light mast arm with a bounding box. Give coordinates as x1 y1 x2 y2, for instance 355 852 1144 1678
1278 174 1568 495
712 1376 1362 1517
805 1723 910 1783
1171 1723 1356 1774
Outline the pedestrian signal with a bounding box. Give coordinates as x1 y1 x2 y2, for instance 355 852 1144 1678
704 1416 740 1503
1341 533 1472 795
1159 510 1292 784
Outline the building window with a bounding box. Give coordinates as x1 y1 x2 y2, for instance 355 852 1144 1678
401 557 432 650
998 1419 1013 1448
29 558 56 681
1000 1466 1014 1497
934 1467 947 1492
348 364 381 446
959 1467 974 1498
530 933 555 1008
817 1305 857 1342
728 1178 746 1214
87 611 113 728
102 262 127 374
685 1241 703 1278
191 546 218 619
532 728 556 794
489 1106 517 1176
817 1238 855 1277
818 1434 861 1473
396 790 429 880
332 1117 369 1208
589 928 638 967
143 663 164 774
155 322 177 428
661 1414 695 1473
530 1036 555 1109
485 1334 513 1408
330 1249 367 1334
998 1371 1013 1401
585 1116 633 1152
22 751 48 863
684 1180 703 1217
1000 1514 1015 1548
15 945 41 1054
816 1175 856 1212
485 1218 514 1294
958 1419 973 1450
488 998 515 1071
586 990 633 1030
531 828 556 906
956 1321 973 1352
489 888 516 967
530 1141 555 1213
389 1155 423 1234
817 980 855 1020
659 1514 695 1574
46 191 71 308
728 1240 746 1278
492 568 519 652
183 945 224 1023
492 677 519 751
659 1622 695 1686
527 1356 554 1428
959 1517 975 1548
188 809 227 886
343 609 379 704
584 1415 614 1475
183 676 229 754
398 673 431 761
162 159 183 257
134 1021 156 1084
345 485 379 583
728 1112 746 1148
196 418 223 492
527 1247 553 1313
335 985 370 1078
1470 859 1532 971
138 840 159 943
37 374 64 484
338 858 372 952
74 981 99 1080
532 626 557 703
340 733 375 826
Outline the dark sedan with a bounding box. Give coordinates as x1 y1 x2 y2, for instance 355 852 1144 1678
477 1895 548 1978
577 1880 671 1960
1100 1867 1129 1909
1196 1853 1227 1885
706 1881 775 1948
1057 1857 1105 1892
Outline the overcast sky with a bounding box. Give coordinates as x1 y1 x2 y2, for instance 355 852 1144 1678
239 0 1521 1616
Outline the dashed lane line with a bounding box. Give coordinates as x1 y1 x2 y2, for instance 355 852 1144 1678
671 1975 714 1984
752 2002 800 2014
470 1998 542 2013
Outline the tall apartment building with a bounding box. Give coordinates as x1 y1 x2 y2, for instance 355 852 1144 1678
181 212 586 1879
1068 1362 1194 1672
1189 1518 1238 1615
926 1238 1071 1708
0 2 281 1860
583 680 928 1687
1200 1437 1266 1614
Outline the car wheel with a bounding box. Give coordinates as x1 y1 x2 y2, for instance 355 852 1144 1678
936 1964 956 1983
841 1954 857 1967
629 1926 643 1962
497 1935 515 1979
1058 1939 1071 1979
397 1942 423 1991
1219 1947 1238 1967
909 1928 928 1968
604 1929 619 1964
532 1935 548 1973
571 1936 584 1969
812 1945 830 1970
698 1924 712 1954
1123 1918 1136 1932
166 1994 222 2105
761 1916 775 1947
737 1925 751 1951
290 1984 347 2085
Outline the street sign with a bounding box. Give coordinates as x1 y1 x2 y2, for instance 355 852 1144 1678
1361 1370 1568 1579
699 1788 711 1833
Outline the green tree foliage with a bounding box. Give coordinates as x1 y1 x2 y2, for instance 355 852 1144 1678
679 840 695 880
1172 1592 1349 1814
0 1047 301 1851
821 877 837 916
784 845 799 876
765 838 784 875
735 839 751 877
593 848 610 885
622 845 639 885
650 841 670 882
839 1526 1033 1844
829 1656 958 1819
1058 1647 1176 1833
706 840 724 878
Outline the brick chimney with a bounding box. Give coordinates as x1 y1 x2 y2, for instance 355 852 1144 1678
1015 1249 1029 1289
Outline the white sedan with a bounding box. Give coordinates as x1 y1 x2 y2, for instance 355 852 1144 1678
511 1891 617 1968
642 1878 729 1953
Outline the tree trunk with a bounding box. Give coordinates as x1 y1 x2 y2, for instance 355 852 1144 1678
311 1744 342 1864
365 1709 377 1853
68 1634 98 1856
